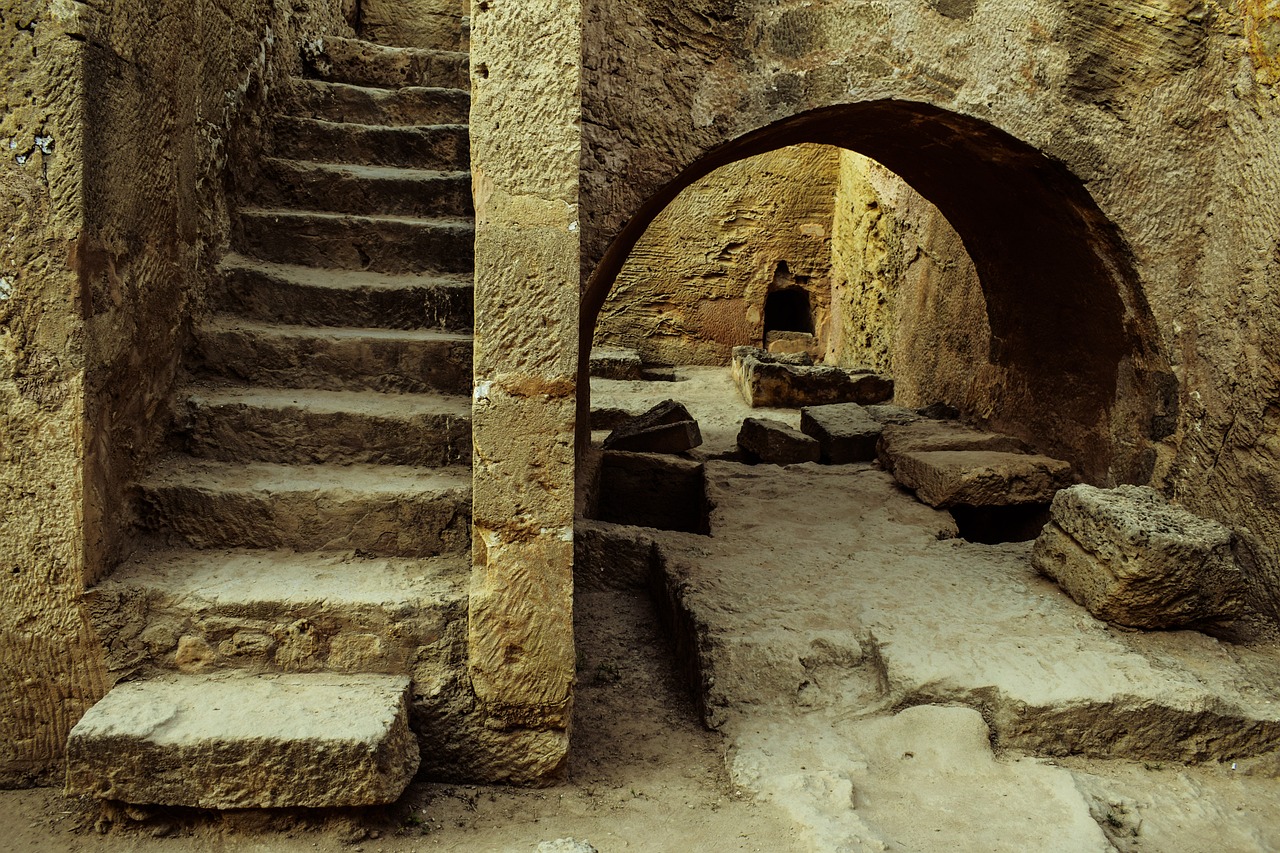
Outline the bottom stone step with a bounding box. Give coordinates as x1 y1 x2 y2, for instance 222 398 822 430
66 671 419 808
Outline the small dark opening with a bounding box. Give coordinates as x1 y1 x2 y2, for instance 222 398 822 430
764 288 814 335
950 504 1051 544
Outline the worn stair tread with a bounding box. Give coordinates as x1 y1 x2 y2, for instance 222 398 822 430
270 116 470 170
308 35 469 89
185 383 472 419
238 206 473 230
202 315 472 345
141 457 471 495
66 671 419 808
283 78 469 124
218 253 471 293
262 157 469 183
101 547 468 606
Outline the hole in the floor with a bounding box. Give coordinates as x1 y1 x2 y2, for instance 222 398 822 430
950 504 1050 544
593 451 711 535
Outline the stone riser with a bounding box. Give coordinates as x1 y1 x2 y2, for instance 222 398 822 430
177 390 471 467
233 209 473 276
216 258 473 333
284 78 469 126
273 116 469 170
192 321 473 394
251 159 473 220
136 473 471 557
310 35 468 89
359 10 469 53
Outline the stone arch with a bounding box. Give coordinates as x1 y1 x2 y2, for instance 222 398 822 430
580 100 1170 485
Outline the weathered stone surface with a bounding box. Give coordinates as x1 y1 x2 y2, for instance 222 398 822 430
305 36 469 90
574 519 658 591
800 403 883 464
595 451 709 534
893 450 1074 508
589 347 644 380
603 399 703 453
732 347 894 408
738 417 821 465
877 420 1030 472
283 78 471 127
863 404 924 426
66 672 420 808
1033 485 1250 630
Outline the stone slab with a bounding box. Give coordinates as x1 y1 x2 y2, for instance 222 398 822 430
731 347 893 408
800 403 883 464
892 450 1073 507
589 347 644 381
66 672 420 808
877 419 1030 472
738 417 821 465
603 399 703 453
1032 485 1249 629
595 451 709 534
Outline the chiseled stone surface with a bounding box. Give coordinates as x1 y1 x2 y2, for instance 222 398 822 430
603 399 703 453
732 348 894 409
1033 485 1250 629
893 449 1073 508
589 347 644 380
877 419 1029 472
738 417 821 465
66 672 420 808
800 403 882 464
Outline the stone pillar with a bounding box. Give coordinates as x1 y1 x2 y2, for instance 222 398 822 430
467 0 581 780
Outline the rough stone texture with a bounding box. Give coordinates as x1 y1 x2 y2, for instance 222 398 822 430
603 399 703 453
893 450 1075 508
574 519 658 592
733 347 894 408
595 145 838 366
877 419 1030 472
358 0 468 52
66 672 419 808
800 403 883 464
588 347 643 380
738 418 821 466
595 451 709 534
1033 485 1250 630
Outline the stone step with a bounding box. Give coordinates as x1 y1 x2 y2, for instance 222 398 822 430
283 78 469 126
251 159 472 220
66 671 419 808
216 254 472 332
136 458 471 556
87 547 467 678
192 317 472 394
175 384 471 466
306 35 468 90
360 9 469 53
273 116 469 170
232 208 473 276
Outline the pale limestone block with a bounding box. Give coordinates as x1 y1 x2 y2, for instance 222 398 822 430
892 450 1073 507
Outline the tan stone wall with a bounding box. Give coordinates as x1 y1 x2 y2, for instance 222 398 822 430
578 0 1280 621
0 0 346 785
828 152 990 411
595 145 838 366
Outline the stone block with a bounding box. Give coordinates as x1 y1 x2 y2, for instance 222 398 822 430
877 420 1030 472
800 403 883 464
765 330 820 359
863 404 924 426
66 672 419 808
589 347 644 380
1032 485 1249 629
737 417 821 465
603 399 703 453
731 347 893 408
595 451 709 534
892 450 1073 507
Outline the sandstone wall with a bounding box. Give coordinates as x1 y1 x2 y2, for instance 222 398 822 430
0 0 346 785
595 145 838 366
579 0 1280 620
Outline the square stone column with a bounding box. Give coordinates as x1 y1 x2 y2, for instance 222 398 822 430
468 0 582 780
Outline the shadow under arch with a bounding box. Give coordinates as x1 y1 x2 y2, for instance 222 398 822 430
579 100 1169 484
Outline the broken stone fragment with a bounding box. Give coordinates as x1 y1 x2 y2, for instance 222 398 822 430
800 403 883 464
589 347 644 380
1032 485 1249 629
877 419 1030 472
737 417 821 465
731 347 893 408
603 399 703 453
892 450 1074 507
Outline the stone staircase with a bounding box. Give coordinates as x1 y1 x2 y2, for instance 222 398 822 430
67 25 475 809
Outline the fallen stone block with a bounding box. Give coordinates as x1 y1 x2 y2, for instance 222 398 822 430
1032 485 1249 629
892 450 1073 507
589 347 644 380
800 403 883 464
877 419 1030 472
737 417 821 465
731 346 893 408
603 399 702 453
66 671 419 808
